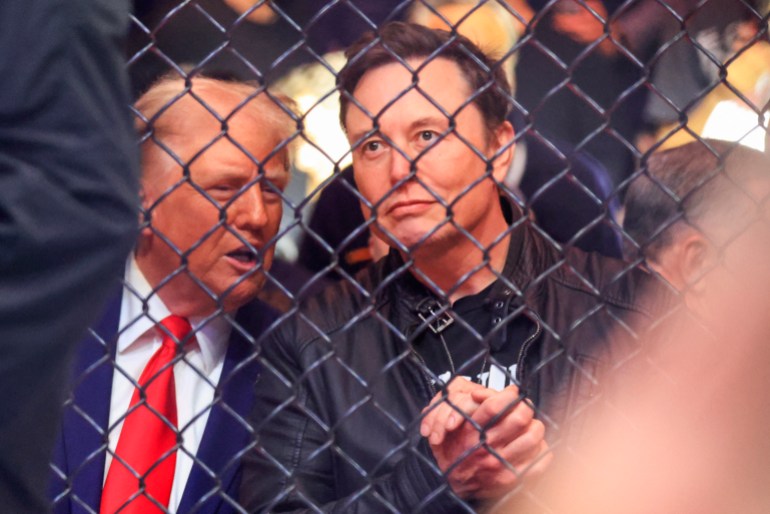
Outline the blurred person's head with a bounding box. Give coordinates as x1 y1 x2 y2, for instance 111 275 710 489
134 75 295 316
496 150 770 514
337 22 515 257
623 139 770 316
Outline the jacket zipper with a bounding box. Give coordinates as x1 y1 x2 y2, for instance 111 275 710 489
404 324 438 398
515 317 542 385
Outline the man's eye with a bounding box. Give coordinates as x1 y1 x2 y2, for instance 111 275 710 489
364 140 382 153
211 184 235 194
260 181 281 196
419 131 435 142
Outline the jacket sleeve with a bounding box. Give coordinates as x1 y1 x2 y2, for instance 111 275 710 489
0 0 138 512
238 327 467 513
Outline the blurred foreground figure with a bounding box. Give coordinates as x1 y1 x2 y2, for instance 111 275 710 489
0 1 138 512
241 23 671 513
500 141 770 514
623 140 770 304
49 77 294 514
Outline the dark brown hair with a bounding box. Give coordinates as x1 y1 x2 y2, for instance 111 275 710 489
337 21 512 134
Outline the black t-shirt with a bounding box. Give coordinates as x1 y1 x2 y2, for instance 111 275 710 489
411 281 533 392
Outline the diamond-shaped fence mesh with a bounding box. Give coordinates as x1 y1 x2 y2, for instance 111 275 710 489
49 0 770 513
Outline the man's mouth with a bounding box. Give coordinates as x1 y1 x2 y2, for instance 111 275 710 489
386 199 434 218
226 247 258 265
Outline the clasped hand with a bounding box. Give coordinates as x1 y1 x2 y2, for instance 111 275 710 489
420 377 552 500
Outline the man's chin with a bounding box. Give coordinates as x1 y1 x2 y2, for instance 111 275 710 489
220 276 264 312
398 229 460 255
376 222 448 252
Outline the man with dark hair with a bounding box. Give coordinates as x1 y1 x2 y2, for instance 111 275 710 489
623 139 770 300
241 22 668 512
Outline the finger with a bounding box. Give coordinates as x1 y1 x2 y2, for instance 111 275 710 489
420 391 462 437
428 393 483 445
422 389 444 417
497 419 547 468
469 387 497 405
521 439 553 480
422 378 488 437
461 426 550 498
443 379 492 432
429 423 486 482
447 437 553 503
420 392 445 438
476 439 553 492
471 384 530 428
420 381 466 436
445 375 487 395
424 376 476 411
420 388 443 437
481 400 536 447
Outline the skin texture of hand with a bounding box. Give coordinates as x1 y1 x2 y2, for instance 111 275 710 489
420 378 553 500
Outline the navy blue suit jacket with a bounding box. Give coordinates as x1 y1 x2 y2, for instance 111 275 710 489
49 293 276 514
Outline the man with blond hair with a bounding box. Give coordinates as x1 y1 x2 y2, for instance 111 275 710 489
49 76 294 514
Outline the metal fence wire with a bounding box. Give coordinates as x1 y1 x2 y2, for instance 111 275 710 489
50 1 770 513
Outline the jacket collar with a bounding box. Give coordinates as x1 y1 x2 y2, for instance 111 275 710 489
381 209 533 297
376 208 548 335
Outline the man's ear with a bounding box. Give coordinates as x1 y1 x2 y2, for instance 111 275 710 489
138 183 154 239
681 232 714 295
490 120 515 183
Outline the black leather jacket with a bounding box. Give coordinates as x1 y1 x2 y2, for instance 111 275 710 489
240 223 671 513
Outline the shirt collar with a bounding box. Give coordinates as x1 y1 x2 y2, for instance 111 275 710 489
189 314 231 374
118 257 231 373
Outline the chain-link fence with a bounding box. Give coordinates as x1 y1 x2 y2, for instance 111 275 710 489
50 1 770 513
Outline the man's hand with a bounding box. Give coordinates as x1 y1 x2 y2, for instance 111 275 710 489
420 379 552 500
420 377 494 446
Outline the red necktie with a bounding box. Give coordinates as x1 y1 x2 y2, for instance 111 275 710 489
100 315 192 514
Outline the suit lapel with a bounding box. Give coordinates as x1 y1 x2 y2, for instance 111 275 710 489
55 298 273 514
57 293 121 513
176 303 270 514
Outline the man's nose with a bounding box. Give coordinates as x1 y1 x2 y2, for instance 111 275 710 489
389 146 415 184
228 184 270 232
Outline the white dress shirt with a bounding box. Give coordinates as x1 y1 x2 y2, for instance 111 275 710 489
104 258 232 512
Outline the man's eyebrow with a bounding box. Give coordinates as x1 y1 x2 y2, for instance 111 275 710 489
263 164 290 180
409 116 449 132
348 127 379 144
197 165 246 179
348 116 451 143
